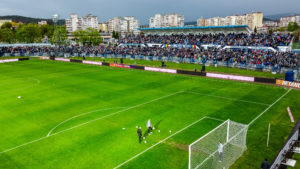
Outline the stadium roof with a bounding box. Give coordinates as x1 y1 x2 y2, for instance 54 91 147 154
139 25 248 31
138 25 251 35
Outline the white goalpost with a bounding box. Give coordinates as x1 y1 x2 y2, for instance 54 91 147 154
189 120 248 169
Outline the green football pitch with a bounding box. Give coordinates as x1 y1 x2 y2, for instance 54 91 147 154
0 59 299 169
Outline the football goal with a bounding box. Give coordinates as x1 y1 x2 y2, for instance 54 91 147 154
189 119 248 169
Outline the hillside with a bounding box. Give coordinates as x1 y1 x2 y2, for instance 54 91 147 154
264 13 299 21
0 15 65 25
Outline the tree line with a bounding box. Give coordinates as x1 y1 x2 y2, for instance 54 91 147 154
0 22 103 45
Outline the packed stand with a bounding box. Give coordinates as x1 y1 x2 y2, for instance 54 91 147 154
119 33 293 48
0 45 298 69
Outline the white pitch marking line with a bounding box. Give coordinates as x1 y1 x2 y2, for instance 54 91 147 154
0 78 41 95
0 91 183 154
113 116 224 169
49 91 184 135
248 88 292 126
185 91 270 106
47 107 127 137
205 116 225 122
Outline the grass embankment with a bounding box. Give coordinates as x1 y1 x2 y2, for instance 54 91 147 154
292 42 299 49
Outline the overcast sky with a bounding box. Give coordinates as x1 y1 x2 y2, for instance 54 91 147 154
0 0 299 24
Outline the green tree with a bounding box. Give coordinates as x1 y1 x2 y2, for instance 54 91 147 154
16 23 41 43
1 22 13 29
72 28 102 46
254 26 257 33
112 31 119 39
51 25 68 45
278 27 286 32
268 28 274 35
40 24 54 39
0 28 15 43
287 22 299 32
85 28 102 46
72 30 88 45
293 29 300 42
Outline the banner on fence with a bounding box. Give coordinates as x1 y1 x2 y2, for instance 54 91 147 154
55 58 70 62
110 63 131 68
0 59 19 63
82 60 102 65
276 79 300 89
145 67 177 74
40 57 49 60
206 73 255 82
130 65 145 70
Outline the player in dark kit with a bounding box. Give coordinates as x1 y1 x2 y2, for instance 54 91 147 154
137 127 142 143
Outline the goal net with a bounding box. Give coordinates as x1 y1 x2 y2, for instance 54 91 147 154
189 120 248 169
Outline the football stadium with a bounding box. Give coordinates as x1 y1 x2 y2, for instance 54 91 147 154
1 7 300 169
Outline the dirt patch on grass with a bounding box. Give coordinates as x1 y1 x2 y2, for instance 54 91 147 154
166 141 189 151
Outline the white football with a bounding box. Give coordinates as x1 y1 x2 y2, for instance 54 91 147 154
143 137 145 140
144 140 147 143
136 126 138 128
18 96 21 99
153 127 155 130
158 130 160 132
169 130 172 133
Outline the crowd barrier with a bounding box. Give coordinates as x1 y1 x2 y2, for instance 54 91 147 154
2 52 299 74
276 79 300 89
82 60 102 65
177 69 206 76
45 56 288 87
206 72 255 82
270 119 300 169
70 59 83 63
2 56 299 89
254 77 277 84
0 58 29 63
5 56 296 89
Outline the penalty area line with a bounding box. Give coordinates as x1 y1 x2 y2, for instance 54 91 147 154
0 91 183 154
47 107 127 137
248 88 292 126
113 116 225 169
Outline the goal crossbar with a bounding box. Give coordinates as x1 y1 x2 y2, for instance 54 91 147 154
189 119 248 169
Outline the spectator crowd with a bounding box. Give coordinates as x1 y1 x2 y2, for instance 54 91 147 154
119 33 293 48
0 33 298 69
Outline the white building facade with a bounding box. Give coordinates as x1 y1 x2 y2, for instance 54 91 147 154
197 12 263 31
66 14 98 33
280 15 300 27
108 16 140 36
149 14 184 28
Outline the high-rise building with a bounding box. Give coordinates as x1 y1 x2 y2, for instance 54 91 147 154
82 14 98 30
66 14 98 33
280 15 300 27
99 22 109 33
108 16 140 36
149 13 184 28
197 12 263 31
197 18 206 26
